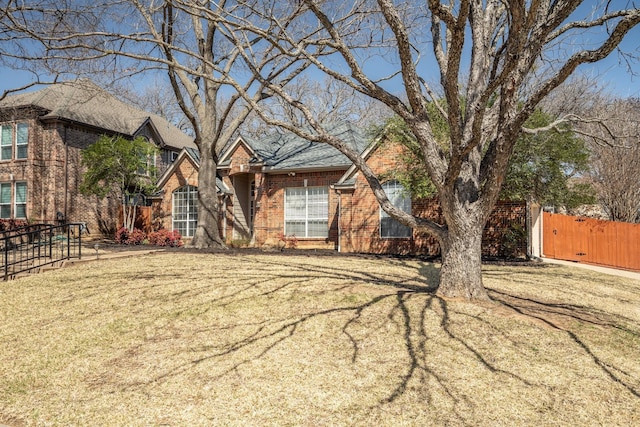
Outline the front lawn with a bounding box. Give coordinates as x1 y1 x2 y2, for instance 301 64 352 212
1 252 639 426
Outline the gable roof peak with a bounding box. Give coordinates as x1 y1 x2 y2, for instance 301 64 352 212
227 121 371 172
0 79 195 150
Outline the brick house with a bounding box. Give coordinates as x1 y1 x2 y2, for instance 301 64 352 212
153 147 232 237
155 122 528 256
0 80 196 234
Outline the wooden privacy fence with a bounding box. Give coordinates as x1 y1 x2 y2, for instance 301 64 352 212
543 212 640 271
118 206 153 233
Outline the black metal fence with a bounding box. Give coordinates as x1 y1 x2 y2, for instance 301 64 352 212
1 223 83 280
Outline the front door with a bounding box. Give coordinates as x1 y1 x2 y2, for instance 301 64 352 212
232 174 254 241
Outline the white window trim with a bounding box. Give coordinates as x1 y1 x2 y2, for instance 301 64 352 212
0 123 12 161
14 181 27 219
172 185 198 237
380 181 412 239
0 181 27 219
0 182 11 219
0 122 28 161
16 122 28 160
284 186 329 238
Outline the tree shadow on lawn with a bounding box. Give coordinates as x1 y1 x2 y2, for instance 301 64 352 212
94 254 640 417
486 287 640 398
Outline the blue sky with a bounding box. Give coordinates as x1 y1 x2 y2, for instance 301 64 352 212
1 3 639 99
2 50 637 99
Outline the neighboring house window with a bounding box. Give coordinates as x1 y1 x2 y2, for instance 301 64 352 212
138 153 156 176
1 124 12 160
14 182 27 218
172 185 198 237
0 123 28 160
284 186 328 237
0 183 10 218
380 180 412 238
136 137 156 176
0 182 26 218
16 123 28 159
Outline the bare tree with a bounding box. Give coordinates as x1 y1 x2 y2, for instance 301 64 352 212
222 0 640 299
240 75 392 137
5 1 639 298
0 0 307 248
117 79 194 135
581 98 640 223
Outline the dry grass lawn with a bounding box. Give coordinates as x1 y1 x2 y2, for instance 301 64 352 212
1 251 639 426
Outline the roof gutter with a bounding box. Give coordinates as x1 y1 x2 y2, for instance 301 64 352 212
331 182 356 191
260 165 350 174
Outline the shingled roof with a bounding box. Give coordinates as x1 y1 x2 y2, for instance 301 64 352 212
222 122 371 172
0 79 195 150
156 145 231 195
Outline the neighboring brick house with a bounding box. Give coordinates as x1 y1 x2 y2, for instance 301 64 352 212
156 122 528 256
0 80 196 234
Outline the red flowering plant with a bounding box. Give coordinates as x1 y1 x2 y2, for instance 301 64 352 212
114 227 146 245
148 229 183 247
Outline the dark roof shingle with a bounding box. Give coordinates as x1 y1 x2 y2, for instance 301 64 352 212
0 79 195 150
242 122 370 171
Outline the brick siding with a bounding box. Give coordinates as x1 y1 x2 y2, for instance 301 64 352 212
1 106 176 236
152 154 200 232
157 137 527 256
338 140 527 257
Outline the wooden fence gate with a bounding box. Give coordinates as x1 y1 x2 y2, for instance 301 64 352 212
543 212 640 271
118 206 153 233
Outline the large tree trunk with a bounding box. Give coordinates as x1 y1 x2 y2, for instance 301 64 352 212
437 223 489 300
191 144 225 249
436 166 491 300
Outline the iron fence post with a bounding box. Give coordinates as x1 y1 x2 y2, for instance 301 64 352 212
3 244 7 281
78 225 82 259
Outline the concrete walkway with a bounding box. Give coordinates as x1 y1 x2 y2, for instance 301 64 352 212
541 257 640 280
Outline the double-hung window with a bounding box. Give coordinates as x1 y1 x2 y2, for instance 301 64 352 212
14 182 27 218
16 123 28 159
0 123 28 160
0 182 27 219
0 183 10 218
380 180 412 238
284 186 328 237
1 124 12 160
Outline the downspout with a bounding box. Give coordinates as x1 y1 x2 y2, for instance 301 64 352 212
334 186 341 253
